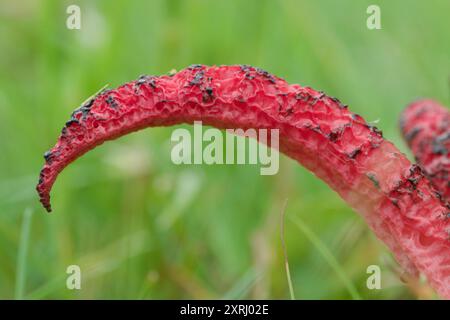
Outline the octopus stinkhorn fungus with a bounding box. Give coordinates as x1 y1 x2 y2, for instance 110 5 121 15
36 65 450 298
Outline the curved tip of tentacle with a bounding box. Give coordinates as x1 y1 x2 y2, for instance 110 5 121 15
37 168 52 212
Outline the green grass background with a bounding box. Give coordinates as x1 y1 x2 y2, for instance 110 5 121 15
0 0 449 299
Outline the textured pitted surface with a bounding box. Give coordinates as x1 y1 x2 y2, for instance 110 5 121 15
36 65 450 298
401 99 450 202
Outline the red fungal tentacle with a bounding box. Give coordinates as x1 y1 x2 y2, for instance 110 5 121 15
400 99 450 202
37 65 450 298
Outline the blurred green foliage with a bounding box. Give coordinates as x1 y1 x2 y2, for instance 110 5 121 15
0 0 449 299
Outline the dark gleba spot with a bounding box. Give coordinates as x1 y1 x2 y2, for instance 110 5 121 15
79 98 94 115
188 64 203 70
329 96 347 109
82 98 94 110
366 173 380 189
348 148 362 159
189 71 204 86
65 118 80 127
136 75 149 85
106 95 118 109
44 150 60 164
205 87 213 96
432 141 448 155
295 92 310 102
136 75 156 88
70 98 95 121
351 113 365 123
255 67 276 83
44 151 52 163
202 87 214 103
328 131 339 142
328 126 347 142
405 127 422 143
407 176 420 189
106 95 114 104
432 132 450 155
367 125 383 137
239 64 253 72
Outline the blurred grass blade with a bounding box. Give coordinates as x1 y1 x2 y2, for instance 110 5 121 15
222 269 261 299
289 215 362 300
157 170 202 230
280 199 296 300
26 230 150 299
15 207 33 300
